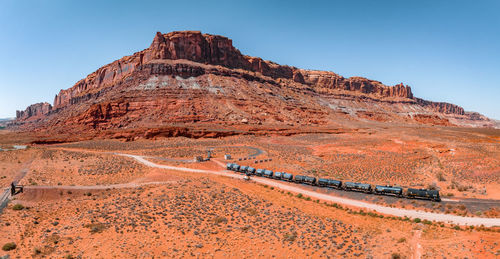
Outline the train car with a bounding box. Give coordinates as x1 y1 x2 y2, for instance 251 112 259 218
374 185 403 197
406 188 441 202
328 179 342 189
303 176 317 185
343 182 372 193
231 164 240 172
282 172 293 181
255 169 264 177
263 170 273 178
226 163 234 170
273 171 283 180
318 178 342 189
294 175 306 183
239 165 249 173
317 178 329 187
246 167 256 175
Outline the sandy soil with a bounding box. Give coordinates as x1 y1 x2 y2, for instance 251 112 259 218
0 124 499 258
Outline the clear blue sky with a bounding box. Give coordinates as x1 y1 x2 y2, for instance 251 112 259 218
0 0 499 119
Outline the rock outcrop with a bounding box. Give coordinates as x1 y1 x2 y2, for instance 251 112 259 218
14 30 495 135
416 98 465 115
51 31 415 110
16 102 52 120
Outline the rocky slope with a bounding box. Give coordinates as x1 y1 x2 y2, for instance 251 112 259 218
13 31 496 140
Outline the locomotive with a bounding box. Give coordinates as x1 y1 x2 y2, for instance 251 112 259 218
406 188 441 202
225 163 440 201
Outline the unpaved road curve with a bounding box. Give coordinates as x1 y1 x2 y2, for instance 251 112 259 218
120 153 500 227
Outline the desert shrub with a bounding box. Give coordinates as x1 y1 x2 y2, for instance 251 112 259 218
413 218 421 223
296 193 303 198
437 172 446 181
2 242 16 251
84 223 107 233
213 216 228 224
283 232 297 242
391 253 401 259
397 237 406 243
12 204 24 210
427 182 438 190
246 208 258 216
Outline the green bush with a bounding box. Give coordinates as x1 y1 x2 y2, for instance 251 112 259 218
12 204 24 210
413 218 421 223
2 242 16 251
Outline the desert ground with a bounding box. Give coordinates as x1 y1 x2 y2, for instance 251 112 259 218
0 123 499 258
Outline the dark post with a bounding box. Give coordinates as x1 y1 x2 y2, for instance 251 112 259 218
10 182 15 196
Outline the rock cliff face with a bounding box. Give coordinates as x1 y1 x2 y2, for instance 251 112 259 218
51 31 414 110
15 30 495 137
416 98 465 115
16 102 52 120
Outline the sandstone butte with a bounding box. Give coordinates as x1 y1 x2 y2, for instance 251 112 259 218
13 31 496 141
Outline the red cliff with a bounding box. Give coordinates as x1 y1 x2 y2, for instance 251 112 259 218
16 102 52 120
15 30 493 133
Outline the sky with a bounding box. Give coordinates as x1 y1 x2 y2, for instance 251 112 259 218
0 0 499 119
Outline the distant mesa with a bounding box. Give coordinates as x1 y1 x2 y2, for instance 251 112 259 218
13 30 496 139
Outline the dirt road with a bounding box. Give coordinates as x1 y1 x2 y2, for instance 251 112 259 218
121 153 500 227
0 161 32 213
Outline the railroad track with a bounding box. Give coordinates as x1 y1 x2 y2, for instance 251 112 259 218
120 153 500 227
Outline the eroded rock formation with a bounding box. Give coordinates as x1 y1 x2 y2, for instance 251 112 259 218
14 30 495 137
16 102 52 120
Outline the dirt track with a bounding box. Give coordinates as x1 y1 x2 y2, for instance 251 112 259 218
121 153 500 227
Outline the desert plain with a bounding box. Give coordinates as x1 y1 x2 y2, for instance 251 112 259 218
1 121 499 258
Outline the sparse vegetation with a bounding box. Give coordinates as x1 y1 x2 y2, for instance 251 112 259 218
84 223 108 233
2 242 16 251
12 203 24 210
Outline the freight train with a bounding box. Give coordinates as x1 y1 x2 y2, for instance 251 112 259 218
226 163 441 202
